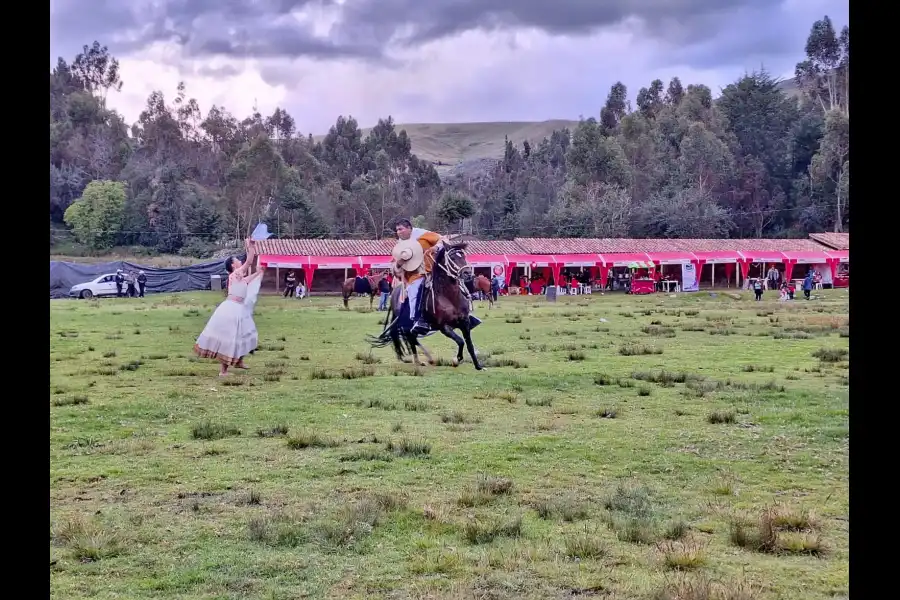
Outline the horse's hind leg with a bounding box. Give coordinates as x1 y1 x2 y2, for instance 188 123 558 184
406 332 426 366
389 326 407 362
461 324 483 370
416 341 435 365
440 325 465 365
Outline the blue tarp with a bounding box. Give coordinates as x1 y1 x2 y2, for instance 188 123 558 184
49 254 246 299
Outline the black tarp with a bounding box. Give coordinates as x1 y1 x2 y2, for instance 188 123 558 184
50 254 246 298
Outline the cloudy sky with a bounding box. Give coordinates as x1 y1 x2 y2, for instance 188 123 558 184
49 0 848 135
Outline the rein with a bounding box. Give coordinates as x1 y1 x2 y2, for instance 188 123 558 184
429 247 473 314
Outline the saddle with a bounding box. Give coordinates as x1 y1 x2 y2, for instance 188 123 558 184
353 276 373 295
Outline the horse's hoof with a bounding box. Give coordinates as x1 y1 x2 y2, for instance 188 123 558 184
451 358 459 367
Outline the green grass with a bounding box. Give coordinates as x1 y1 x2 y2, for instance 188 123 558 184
50 290 849 599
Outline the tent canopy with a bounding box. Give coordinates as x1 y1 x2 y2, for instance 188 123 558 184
557 253 602 266
781 250 832 264
741 250 787 263
827 250 849 262
646 251 698 265
690 250 744 263
518 254 559 267
466 254 509 267
627 261 655 269
600 252 652 267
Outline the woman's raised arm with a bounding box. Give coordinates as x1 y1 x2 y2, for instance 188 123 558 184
237 239 257 276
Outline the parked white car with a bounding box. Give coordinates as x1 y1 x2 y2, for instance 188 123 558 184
69 274 119 299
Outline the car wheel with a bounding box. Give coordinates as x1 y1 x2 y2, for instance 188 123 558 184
80 290 93 299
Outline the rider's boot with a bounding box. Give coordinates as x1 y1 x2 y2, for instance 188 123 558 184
410 283 430 336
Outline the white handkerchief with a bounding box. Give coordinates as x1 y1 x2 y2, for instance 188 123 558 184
251 223 273 241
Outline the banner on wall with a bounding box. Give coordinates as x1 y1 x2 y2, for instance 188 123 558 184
681 263 699 292
491 263 505 281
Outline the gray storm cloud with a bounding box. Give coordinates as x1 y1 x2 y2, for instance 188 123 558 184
51 0 785 64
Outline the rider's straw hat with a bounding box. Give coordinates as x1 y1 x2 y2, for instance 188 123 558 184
392 239 425 272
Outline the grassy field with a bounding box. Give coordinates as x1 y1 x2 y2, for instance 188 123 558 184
50 290 849 600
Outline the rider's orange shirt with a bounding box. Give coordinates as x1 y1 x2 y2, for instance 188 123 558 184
402 231 442 284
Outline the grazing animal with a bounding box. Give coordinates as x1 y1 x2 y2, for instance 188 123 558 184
341 271 386 310
471 274 494 308
369 243 483 369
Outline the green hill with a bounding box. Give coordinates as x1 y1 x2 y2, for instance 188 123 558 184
315 120 578 169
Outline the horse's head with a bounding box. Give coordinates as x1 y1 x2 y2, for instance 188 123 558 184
435 242 474 282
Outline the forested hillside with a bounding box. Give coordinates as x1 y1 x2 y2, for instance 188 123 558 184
50 16 848 258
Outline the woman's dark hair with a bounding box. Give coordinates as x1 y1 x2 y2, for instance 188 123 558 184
225 256 237 273
395 218 412 230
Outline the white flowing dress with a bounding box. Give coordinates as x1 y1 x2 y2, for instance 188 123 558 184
193 277 260 365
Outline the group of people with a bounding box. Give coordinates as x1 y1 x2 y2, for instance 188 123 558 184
282 271 307 299
114 269 147 298
193 219 480 374
750 268 817 301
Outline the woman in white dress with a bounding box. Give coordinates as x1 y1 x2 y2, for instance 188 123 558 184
194 240 264 376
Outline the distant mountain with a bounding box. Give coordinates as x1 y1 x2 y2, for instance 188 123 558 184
775 76 801 98
314 120 578 174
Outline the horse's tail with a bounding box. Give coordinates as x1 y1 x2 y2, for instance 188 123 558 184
366 296 399 349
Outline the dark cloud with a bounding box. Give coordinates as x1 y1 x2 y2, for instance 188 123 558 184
51 0 376 63
335 0 783 48
51 0 790 68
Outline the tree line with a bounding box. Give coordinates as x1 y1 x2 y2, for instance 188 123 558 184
50 16 848 257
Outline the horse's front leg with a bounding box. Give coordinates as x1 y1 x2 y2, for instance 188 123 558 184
460 324 483 370
439 325 465 366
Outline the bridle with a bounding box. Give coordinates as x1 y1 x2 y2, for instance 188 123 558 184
436 245 473 281
433 245 475 306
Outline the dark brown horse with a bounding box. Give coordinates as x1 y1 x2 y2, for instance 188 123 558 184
369 243 483 370
341 271 386 309
471 274 494 308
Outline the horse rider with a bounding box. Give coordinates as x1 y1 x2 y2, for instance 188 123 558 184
393 219 445 336
393 219 483 336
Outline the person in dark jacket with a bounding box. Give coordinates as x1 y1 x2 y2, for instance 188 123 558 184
377 272 391 311
284 271 297 298
137 271 148 297
114 270 125 297
802 271 814 300
752 278 764 301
